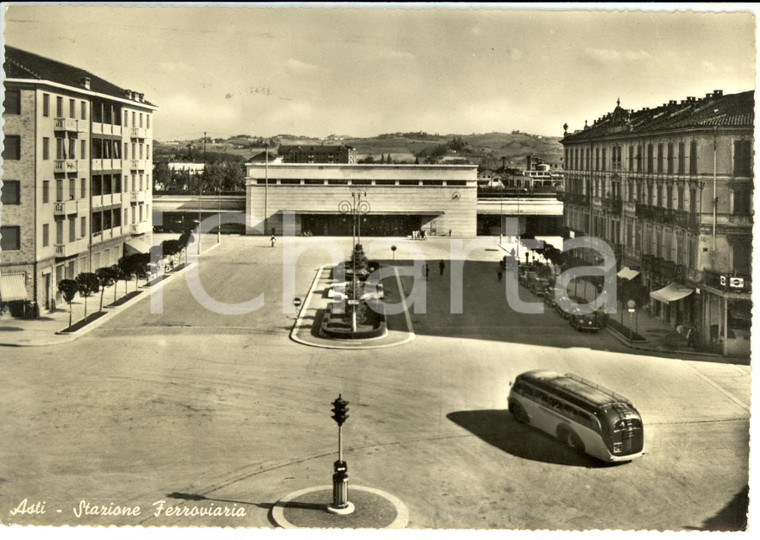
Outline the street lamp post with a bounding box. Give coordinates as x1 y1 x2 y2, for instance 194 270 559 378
217 187 221 243
338 189 370 333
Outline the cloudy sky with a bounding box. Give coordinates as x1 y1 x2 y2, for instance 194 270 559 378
2 4 756 141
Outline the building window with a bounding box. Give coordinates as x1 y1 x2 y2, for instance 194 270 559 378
43 137 50 160
733 187 752 215
677 186 684 211
69 99 75 118
647 143 654 173
56 96 63 117
81 101 87 120
139 112 143 128
56 138 64 159
734 139 752 176
113 208 121 228
678 142 685 174
43 180 50 203
636 145 642 172
628 146 634 170
2 135 21 160
689 141 697 174
3 89 21 114
657 143 663 173
601 148 606 171
56 178 63 202
667 143 674 174
56 221 63 244
92 212 102 234
81 216 87 237
81 178 87 199
1 180 21 205
43 93 50 117
124 208 128 225
43 224 50 247
666 185 673 210
69 177 76 200
81 139 87 160
147 114 151 129
132 111 136 126
0 226 21 250
69 138 76 160
595 148 600 171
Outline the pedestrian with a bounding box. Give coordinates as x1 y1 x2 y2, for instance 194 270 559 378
425 264 430 280
439 260 445 275
498 269 503 281
270 234 276 248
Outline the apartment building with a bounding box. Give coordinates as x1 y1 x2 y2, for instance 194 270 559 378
1 46 156 314
278 144 357 164
561 90 753 357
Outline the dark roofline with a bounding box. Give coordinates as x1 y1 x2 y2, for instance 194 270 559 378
4 45 156 107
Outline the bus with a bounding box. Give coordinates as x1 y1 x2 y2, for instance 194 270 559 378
508 370 645 462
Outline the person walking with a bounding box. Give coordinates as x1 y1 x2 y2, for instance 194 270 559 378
497 268 503 281
425 263 430 280
270 234 276 248
439 260 445 275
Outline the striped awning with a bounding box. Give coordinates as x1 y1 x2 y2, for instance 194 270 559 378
0 273 28 302
650 282 694 303
617 266 640 280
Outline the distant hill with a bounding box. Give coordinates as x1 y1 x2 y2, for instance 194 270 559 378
155 131 563 168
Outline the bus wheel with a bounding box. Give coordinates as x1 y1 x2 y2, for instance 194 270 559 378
564 430 585 453
509 401 529 424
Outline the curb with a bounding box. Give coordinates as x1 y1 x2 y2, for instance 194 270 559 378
289 265 415 350
0 241 222 348
270 484 409 529
604 323 726 361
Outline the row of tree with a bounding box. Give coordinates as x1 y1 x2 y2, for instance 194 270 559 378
56 232 194 328
153 160 246 193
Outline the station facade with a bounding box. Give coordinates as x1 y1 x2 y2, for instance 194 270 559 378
245 164 478 237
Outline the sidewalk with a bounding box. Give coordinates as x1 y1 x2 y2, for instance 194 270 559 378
0 234 217 348
496 240 727 361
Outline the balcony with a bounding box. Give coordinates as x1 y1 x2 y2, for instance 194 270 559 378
602 197 623 213
130 221 151 235
54 159 78 174
130 127 147 139
54 117 86 133
91 193 122 208
130 159 147 170
54 238 88 258
91 122 123 137
53 199 79 216
623 201 636 214
130 190 146 203
674 210 700 233
91 158 123 172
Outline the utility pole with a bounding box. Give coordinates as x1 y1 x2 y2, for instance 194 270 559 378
264 141 269 236
197 133 206 255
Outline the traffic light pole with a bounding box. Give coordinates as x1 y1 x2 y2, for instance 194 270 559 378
328 394 354 515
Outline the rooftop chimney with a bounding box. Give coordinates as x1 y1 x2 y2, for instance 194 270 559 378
124 89 132 99
80 77 91 90
138 93 144 103
714 89 723 97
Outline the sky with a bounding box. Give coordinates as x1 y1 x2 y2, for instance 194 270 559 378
2 4 756 142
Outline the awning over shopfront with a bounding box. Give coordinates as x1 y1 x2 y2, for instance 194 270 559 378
650 282 694 303
124 238 151 255
617 267 640 280
0 273 28 302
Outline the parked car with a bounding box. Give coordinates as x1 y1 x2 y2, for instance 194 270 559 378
569 309 604 332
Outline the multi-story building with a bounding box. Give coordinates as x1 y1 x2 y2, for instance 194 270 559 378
1 46 156 314
561 90 753 357
278 144 357 164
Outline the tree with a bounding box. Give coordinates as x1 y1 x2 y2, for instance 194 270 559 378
95 267 117 311
153 161 171 191
57 279 79 328
75 273 100 319
110 264 127 303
